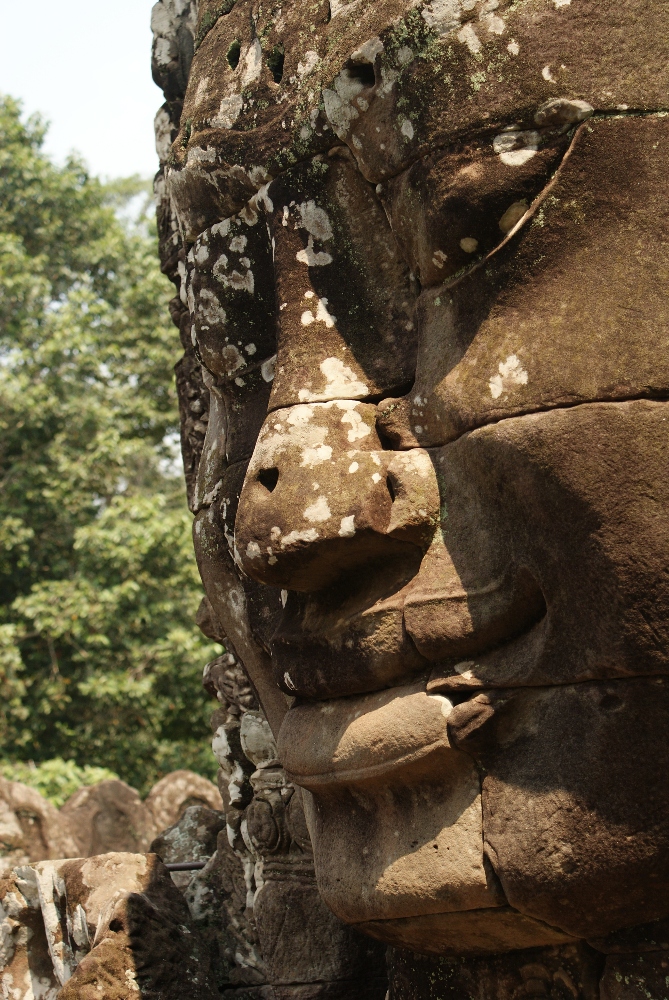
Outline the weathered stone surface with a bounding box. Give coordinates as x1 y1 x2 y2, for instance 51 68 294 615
447 678 669 941
144 770 223 836
151 804 225 890
265 150 417 410
380 130 571 288
0 871 60 1000
203 643 389 993
0 778 79 874
49 853 218 999
387 944 602 1000
59 780 154 858
159 0 669 986
599 953 669 1000
419 400 669 691
0 852 219 998
377 117 669 449
236 401 437 595
185 827 266 989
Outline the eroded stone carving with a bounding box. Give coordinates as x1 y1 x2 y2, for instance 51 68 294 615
0 771 222 876
157 0 669 994
0 853 219 999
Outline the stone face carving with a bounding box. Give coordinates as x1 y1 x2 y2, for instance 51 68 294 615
155 0 669 991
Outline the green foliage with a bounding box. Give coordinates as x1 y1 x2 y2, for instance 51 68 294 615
0 95 219 795
0 757 120 809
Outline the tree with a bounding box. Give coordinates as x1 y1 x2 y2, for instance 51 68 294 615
0 95 219 794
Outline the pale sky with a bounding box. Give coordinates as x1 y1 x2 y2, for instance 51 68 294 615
1 0 163 180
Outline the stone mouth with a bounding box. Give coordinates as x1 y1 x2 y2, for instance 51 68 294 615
278 678 462 788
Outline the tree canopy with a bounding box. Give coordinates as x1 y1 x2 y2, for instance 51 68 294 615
0 95 219 794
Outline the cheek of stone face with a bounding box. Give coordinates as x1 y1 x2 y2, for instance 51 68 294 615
453 678 669 941
414 399 669 693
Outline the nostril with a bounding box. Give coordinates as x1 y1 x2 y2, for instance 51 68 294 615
257 467 279 493
386 474 396 503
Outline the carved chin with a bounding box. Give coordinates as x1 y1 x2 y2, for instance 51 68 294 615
284 674 669 952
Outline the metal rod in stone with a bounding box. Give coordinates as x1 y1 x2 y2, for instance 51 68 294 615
163 861 208 871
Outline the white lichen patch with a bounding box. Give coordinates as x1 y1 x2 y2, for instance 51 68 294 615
489 354 528 399
393 449 434 478
339 515 356 537
352 36 384 63
154 106 174 163
400 118 415 140
194 243 210 265
297 50 320 77
304 496 332 522
229 235 248 253
212 94 244 129
542 64 557 83
300 296 336 329
246 541 262 560
125 968 140 992
296 237 333 266
481 12 505 33
337 400 372 442
253 404 334 470
197 288 227 327
319 358 369 400
241 39 263 87
460 237 479 253
492 130 539 167
457 22 482 54
280 528 320 547
299 201 333 240
261 356 277 382
507 38 519 55
422 0 462 36
322 59 376 137
348 461 359 473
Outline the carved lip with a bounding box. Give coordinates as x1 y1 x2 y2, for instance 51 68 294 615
277 679 456 787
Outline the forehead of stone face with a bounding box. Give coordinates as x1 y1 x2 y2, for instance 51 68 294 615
169 0 668 231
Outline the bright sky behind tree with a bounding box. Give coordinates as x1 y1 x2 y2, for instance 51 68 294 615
0 0 161 179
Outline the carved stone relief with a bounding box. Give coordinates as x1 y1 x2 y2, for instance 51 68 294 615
153 0 669 995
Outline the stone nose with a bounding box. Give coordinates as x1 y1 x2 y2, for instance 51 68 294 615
235 401 440 590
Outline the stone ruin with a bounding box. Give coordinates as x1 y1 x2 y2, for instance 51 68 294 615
0 769 222 874
5 0 669 995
